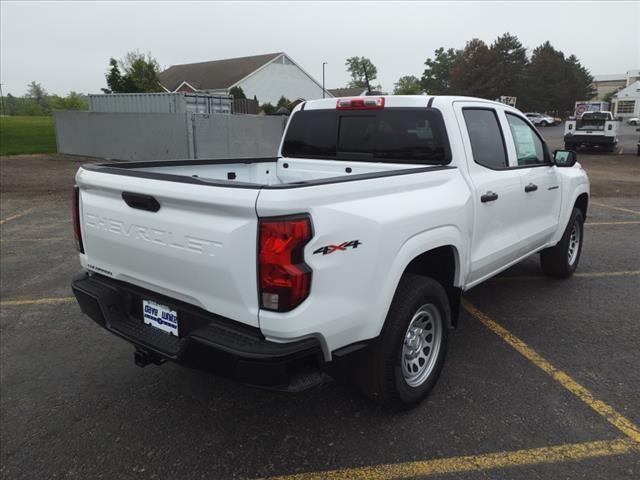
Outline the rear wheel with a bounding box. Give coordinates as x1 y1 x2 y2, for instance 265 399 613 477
540 208 584 278
564 142 574 151
357 274 449 410
540 120 549 127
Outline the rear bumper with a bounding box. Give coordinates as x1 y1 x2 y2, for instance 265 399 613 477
564 134 616 145
71 271 325 391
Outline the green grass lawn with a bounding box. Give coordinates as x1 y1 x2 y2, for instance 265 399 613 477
0 116 56 156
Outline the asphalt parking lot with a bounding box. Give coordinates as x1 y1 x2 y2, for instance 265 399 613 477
1 153 639 479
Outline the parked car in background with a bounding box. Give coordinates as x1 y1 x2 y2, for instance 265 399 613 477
71 95 590 410
525 112 557 126
628 117 639 126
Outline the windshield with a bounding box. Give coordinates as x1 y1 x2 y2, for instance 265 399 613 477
577 112 610 131
282 108 451 165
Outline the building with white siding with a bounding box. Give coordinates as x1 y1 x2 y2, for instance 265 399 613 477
159 52 330 105
611 80 640 119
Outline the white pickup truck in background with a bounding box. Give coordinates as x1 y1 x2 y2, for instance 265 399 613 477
71 95 589 409
564 111 618 152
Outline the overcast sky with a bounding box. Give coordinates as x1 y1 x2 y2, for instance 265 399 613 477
1 1 639 96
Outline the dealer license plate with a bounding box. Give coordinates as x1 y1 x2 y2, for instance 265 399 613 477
142 299 179 336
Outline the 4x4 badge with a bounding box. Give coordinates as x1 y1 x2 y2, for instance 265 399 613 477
313 240 362 255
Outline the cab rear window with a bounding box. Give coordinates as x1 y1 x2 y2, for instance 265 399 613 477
282 109 451 165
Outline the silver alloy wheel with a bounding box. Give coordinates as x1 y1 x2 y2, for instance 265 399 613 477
567 221 581 266
401 304 442 387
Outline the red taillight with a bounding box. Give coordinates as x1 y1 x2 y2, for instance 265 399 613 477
259 216 313 312
336 97 385 110
72 186 84 253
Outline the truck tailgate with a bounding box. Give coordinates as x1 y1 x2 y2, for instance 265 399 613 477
76 168 260 327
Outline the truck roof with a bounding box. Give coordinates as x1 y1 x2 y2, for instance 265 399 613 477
299 95 509 112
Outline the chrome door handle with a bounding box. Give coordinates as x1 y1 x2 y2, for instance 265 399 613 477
524 183 538 193
481 191 499 203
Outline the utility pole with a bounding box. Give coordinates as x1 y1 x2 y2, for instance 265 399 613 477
322 62 327 98
0 83 5 115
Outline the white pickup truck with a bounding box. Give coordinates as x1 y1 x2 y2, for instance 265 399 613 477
71 95 590 409
564 111 618 152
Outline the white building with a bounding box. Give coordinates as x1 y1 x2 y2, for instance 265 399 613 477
591 69 640 101
159 52 330 105
611 80 640 119
328 87 368 97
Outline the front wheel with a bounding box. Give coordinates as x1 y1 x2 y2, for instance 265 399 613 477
357 275 449 410
540 120 548 127
540 208 584 278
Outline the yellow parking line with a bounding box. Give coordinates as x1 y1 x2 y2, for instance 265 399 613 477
0 296 75 307
493 270 640 281
575 270 640 278
0 207 35 225
586 221 640 226
261 438 637 480
463 300 640 444
591 202 640 215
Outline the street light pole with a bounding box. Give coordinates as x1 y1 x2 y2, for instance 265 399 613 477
322 62 327 98
0 84 5 115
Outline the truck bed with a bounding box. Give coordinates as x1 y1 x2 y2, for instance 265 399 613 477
82 157 445 188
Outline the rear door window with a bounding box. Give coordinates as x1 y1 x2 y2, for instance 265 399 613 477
462 109 508 169
282 108 450 165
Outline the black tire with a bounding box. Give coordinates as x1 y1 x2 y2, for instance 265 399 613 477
630 121 637 126
357 274 449 410
540 120 548 127
540 208 584 278
564 143 574 151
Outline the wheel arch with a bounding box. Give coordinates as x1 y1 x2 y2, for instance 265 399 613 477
403 245 462 328
574 192 589 219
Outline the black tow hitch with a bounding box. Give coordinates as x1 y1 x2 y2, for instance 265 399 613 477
134 348 166 368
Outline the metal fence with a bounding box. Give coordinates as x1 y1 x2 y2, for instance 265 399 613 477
233 98 259 115
54 111 287 161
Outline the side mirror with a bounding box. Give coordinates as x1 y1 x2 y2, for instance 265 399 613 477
553 150 577 167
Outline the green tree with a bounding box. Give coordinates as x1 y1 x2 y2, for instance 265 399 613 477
276 96 291 108
229 86 246 99
449 39 494 98
345 56 380 90
25 81 49 114
2 93 22 115
393 76 423 95
421 47 460 95
565 54 596 106
102 52 163 93
489 33 528 100
260 103 277 114
520 41 571 111
102 58 124 93
50 92 88 111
